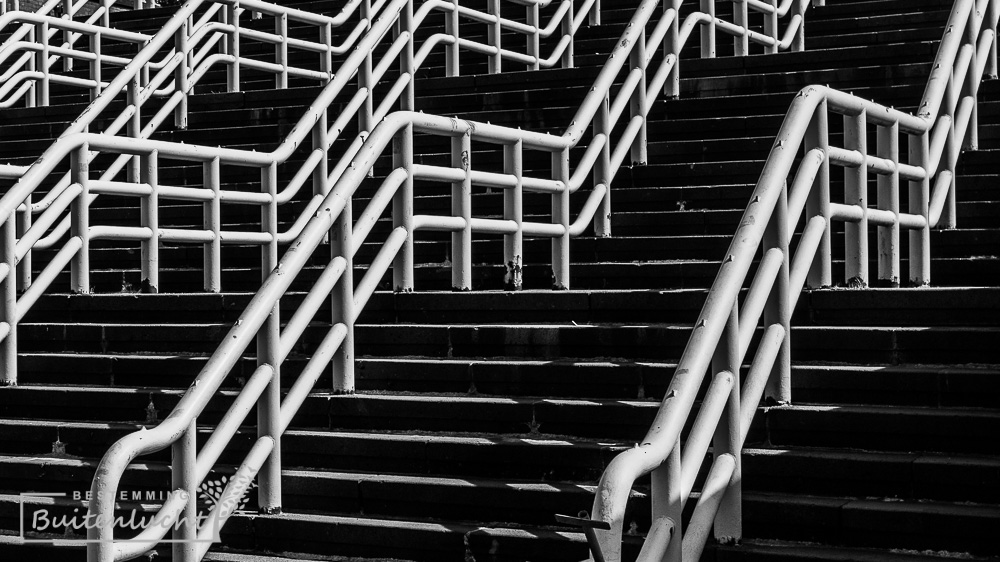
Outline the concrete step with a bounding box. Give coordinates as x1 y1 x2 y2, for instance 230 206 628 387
26 286 999 327
18 316 1000 363
757 403 1000 455
13 351 999 409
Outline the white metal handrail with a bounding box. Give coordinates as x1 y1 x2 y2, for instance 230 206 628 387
0 0 128 108
71 1 600 559
0 0 599 351
0 9 150 108
588 0 999 561
0 0 374 319
0 0 601 404
65 1 819 562
3 0 591 300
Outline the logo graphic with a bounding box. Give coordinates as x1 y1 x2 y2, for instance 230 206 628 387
198 475 258 513
19 474 257 546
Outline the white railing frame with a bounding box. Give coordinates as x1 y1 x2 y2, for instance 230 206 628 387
0 0 599 376
0 0 124 108
1 0 374 300
57 1 818 562
589 0 999 561
69 0 596 560
2 0 591 298
0 0 812 559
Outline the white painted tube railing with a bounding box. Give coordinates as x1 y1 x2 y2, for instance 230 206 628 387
1 0 372 323
62 0 821 560
4 0 593 299
588 0 999 560
0 0 131 108
60 0 598 560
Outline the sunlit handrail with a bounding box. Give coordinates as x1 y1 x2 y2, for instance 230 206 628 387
6 0 589 286
62 1 817 562
0 0 596 399
0 9 151 107
60 1 600 559
4 0 379 298
589 0 999 560
0 0 128 108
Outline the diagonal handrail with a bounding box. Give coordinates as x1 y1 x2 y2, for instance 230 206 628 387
0 0 130 108
64 1 819 561
55 0 601 559
0 0 374 336
0 0 590 388
588 0 999 560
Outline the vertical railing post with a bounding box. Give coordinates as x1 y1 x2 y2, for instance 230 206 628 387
712 304 741 542
71 144 90 294
37 21 50 106
452 131 473 291
908 132 931 285
227 1 241 92
320 22 333 83
792 0 806 51
700 0 716 58
62 0 73 72
665 1 680 97
171 420 197 562
526 2 539 71
650 441 682 560
257 162 282 514
15 194 34 290
0 212 17 386
594 94 612 237
89 31 102 101
360 0 374 134
805 103 831 287
764 0 778 54
401 0 414 111
986 0 997 78
26 25 35 108
843 110 868 286
447 0 461 75
141 39 150 89
963 13 980 150
504 141 524 290
127 73 141 182
590 0 601 26
488 0 501 73
101 0 110 28
393 127 415 291
331 197 355 392
16 197 31 292
203 158 221 292
551 148 571 290
733 0 749 56
763 184 790 404
174 16 189 129
561 0 574 68
629 26 648 165
275 12 288 89
262 163 279 288
941 72 958 229
313 110 329 197
140 150 159 293
876 122 900 287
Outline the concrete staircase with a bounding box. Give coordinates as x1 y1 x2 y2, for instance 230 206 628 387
1 0 998 561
